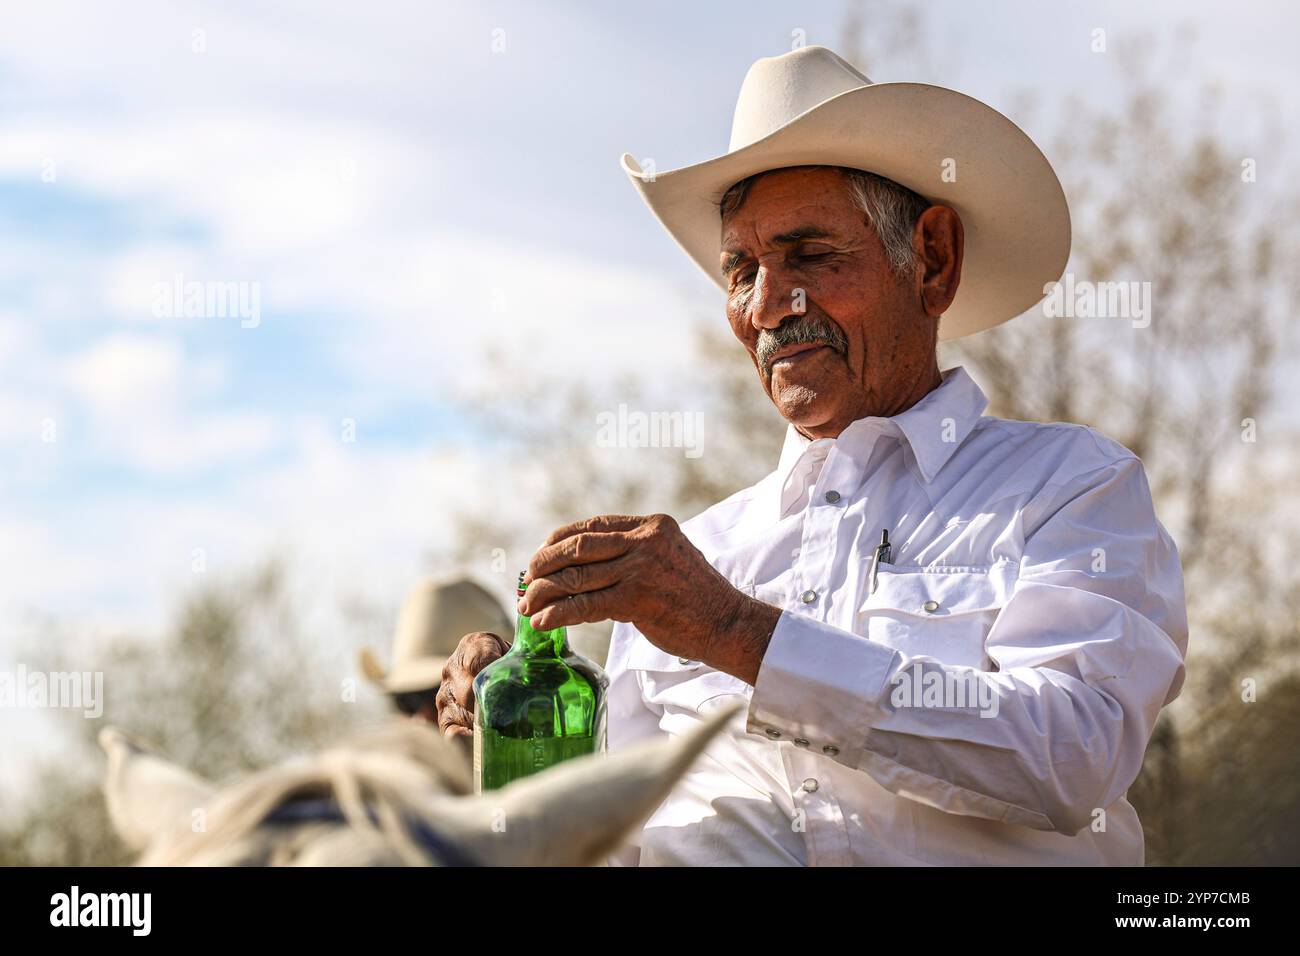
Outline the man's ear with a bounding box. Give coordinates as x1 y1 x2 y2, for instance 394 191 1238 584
100 727 214 852
913 204 964 318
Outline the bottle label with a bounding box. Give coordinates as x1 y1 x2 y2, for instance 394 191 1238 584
472 722 483 795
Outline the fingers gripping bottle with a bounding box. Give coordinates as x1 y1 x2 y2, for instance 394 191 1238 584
472 572 609 792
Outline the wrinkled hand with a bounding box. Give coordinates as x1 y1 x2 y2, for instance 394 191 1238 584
519 514 779 680
435 631 510 742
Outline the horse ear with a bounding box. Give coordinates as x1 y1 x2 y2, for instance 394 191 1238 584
430 700 742 866
99 727 214 852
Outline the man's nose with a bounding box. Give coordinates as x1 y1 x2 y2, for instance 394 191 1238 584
749 264 801 332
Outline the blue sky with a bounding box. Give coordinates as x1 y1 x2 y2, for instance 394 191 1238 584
1 0 1296 708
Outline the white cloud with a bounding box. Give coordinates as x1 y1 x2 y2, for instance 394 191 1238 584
267 230 708 398
0 422 518 634
64 334 184 411
56 333 276 476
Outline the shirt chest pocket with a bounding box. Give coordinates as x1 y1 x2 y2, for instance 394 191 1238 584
624 638 752 715
858 565 1012 670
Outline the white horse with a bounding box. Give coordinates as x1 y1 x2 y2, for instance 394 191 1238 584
99 704 737 866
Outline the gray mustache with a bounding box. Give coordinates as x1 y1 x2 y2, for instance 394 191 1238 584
756 318 848 375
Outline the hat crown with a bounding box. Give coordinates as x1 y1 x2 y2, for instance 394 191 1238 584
393 577 511 661
729 45 872 152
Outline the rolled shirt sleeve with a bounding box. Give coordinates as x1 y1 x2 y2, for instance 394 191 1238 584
745 455 1189 835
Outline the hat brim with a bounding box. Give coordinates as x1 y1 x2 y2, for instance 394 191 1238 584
621 81 1070 341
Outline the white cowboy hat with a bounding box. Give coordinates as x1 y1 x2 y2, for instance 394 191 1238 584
358 576 513 694
620 45 1070 340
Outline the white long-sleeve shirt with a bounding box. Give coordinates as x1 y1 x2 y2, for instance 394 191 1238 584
605 366 1188 866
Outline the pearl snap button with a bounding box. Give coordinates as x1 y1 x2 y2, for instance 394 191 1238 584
677 657 694 665
822 744 840 756
764 727 782 739
824 490 841 504
800 589 817 604
923 600 941 613
794 737 810 747
802 778 819 792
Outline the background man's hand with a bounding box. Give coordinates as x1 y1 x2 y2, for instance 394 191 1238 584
518 514 780 683
435 631 510 742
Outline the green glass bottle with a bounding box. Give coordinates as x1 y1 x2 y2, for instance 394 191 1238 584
472 572 609 792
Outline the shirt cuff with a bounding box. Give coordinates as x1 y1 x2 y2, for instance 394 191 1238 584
745 609 901 767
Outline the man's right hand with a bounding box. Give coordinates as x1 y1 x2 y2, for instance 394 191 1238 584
436 631 510 742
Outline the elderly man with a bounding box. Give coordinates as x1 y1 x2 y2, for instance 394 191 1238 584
437 46 1187 865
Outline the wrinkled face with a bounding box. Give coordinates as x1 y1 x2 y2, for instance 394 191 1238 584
720 166 943 438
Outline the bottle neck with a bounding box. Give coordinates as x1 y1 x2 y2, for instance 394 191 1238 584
510 577 568 657
512 611 569 657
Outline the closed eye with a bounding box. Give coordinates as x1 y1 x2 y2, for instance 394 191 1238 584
729 267 757 288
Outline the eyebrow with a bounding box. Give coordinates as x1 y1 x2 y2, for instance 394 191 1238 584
720 225 836 275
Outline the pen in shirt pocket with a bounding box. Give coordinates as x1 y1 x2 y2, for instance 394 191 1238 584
869 529 891 595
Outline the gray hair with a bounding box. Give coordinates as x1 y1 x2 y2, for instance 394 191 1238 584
719 166 932 275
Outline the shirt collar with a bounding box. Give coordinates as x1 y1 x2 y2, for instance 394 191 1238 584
773 366 988 503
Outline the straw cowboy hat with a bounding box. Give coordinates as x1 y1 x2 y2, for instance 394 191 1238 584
620 45 1070 340
359 577 513 694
